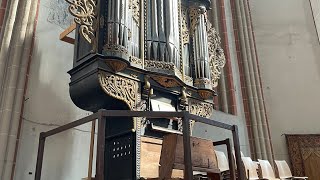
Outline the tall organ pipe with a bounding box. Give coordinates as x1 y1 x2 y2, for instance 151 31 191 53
128 0 140 57
146 0 180 69
105 0 129 55
192 6 211 86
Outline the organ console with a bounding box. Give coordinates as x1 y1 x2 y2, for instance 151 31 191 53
65 0 226 179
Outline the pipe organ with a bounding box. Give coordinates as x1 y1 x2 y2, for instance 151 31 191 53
65 0 226 179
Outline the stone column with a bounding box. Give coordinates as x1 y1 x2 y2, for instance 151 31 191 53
0 0 38 179
232 0 273 161
242 0 273 161
0 0 20 100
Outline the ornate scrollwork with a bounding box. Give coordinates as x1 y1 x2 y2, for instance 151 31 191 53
175 68 183 80
136 99 148 126
189 7 207 36
129 0 140 26
181 7 190 44
194 78 211 85
178 99 214 133
198 89 213 99
145 60 183 79
103 44 129 55
206 21 226 88
185 75 193 83
189 99 214 118
189 7 200 36
145 60 183 87
65 0 97 48
98 71 138 110
129 56 143 66
145 60 175 71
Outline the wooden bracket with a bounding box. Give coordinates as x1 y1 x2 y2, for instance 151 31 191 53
59 23 76 44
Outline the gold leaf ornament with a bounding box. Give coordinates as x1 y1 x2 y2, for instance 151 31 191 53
65 0 97 47
98 72 138 110
206 21 226 88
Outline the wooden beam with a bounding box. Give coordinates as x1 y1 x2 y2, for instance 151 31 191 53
59 23 76 44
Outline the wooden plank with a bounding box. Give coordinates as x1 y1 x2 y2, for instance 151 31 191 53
141 136 163 144
59 23 76 44
141 137 162 178
140 137 183 178
159 134 177 179
174 134 219 171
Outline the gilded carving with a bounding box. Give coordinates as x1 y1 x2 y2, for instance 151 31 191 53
189 99 213 118
103 44 129 55
179 87 188 109
185 75 193 82
194 78 211 85
143 75 151 92
175 68 183 80
206 21 226 88
145 60 183 81
181 7 190 44
198 89 212 100
178 1 184 73
189 7 201 36
189 7 207 36
65 0 97 48
129 56 143 66
178 100 214 133
129 0 140 26
145 60 184 88
98 71 138 110
145 60 175 71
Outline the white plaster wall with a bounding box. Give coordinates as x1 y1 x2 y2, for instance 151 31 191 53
14 0 96 179
249 0 320 161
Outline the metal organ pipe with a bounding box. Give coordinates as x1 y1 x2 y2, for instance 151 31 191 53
181 4 191 79
146 0 180 68
106 0 129 52
144 0 226 96
128 0 140 57
158 0 165 62
192 6 211 84
165 0 180 65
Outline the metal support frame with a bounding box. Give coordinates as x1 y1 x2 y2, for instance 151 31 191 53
34 110 245 180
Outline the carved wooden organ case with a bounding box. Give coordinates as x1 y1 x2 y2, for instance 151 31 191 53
66 0 225 179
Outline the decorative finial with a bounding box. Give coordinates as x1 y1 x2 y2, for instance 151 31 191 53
143 75 151 91
179 87 188 110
